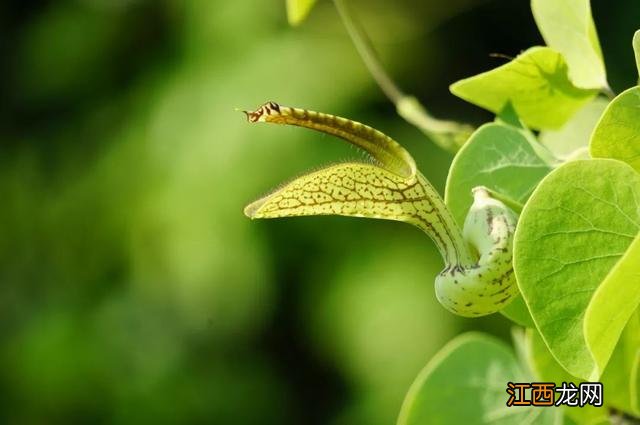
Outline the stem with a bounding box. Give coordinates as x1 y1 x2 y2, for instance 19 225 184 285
333 0 404 103
332 0 474 153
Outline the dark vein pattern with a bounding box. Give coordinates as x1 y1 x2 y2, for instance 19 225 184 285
243 102 520 317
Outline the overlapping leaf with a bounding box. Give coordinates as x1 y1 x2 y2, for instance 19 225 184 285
540 97 608 161
526 330 610 424
445 123 555 228
585 234 640 385
397 333 560 425
590 87 640 173
450 47 597 129
514 159 640 380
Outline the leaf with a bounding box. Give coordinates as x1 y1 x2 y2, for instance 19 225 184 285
634 30 640 81
397 333 560 425
598 311 640 416
590 87 640 173
526 329 611 425
539 97 609 161
531 0 607 89
286 0 317 26
500 296 535 328
585 233 640 388
450 47 598 129
445 122 555 229
514 159 640 380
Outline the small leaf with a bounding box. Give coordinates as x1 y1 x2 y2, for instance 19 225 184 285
531 0 607 89
397 333 560 425
514 159 640 380
540 97 608 161
450 47 598 129
286 0 317 26
590 86 640 173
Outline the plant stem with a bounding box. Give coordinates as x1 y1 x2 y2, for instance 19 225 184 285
332 0 474 153
332 0 405 103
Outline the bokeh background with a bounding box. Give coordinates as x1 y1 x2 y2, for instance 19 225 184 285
1 0 638 424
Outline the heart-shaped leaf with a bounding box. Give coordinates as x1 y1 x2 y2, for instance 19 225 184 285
514 159 640 380
450 47 598 129
397 333 560 425
445 123 555 228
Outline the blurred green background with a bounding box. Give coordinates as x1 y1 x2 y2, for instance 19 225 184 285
1 0 637 424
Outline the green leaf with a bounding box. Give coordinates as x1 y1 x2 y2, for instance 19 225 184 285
526 329 611 425
585 233 640 387
286 0 317 26
514 159 640 380
527 318 640 421
445 123 555 229
397 333 560 425
539 97 608 161
531 0 607 89
590 87 640 173
634 30 640 81
500 295 535 328
450 47 598 129
599 311 640 416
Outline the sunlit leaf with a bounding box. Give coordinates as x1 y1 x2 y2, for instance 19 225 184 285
590 86 640 173
514 159 640 380
451 47 597 129
531 0 607 89
598 312 640 416
584 233 640 384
